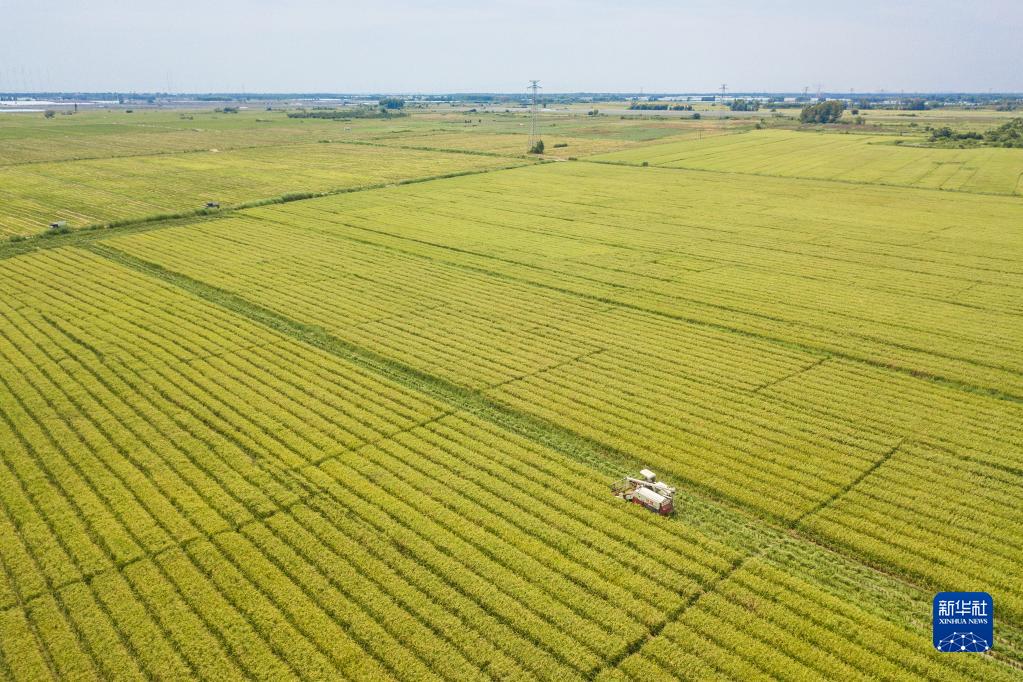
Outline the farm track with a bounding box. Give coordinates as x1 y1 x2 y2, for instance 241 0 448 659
83 239 1023 671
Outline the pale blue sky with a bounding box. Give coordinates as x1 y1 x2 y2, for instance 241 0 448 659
1 0 1020 93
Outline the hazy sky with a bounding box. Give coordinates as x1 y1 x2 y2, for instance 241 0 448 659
2 0 1020 93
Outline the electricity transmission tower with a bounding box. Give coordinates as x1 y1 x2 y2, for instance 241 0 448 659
527 80 542 152
719 83 728 100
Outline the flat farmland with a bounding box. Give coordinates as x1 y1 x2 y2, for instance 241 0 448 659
3 112 1023 680
593 128 1023 195
358 119 740 158
103 161 1023 626
0 243 1016 679
0 247 752 679
0 143 522 237
360 130 639 158
0 111 335 165
0 110 465 166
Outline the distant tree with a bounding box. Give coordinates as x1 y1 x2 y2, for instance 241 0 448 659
930 125 984 144
800 100 845 124
528 139 545 154
379 97 405 109
629 102 670 110
692 112 701 120
983 117 1023 147
902 98 929 111
43 109 56 118
729 99 760 112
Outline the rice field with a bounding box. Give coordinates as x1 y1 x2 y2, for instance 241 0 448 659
0 143 522 237
593 128 1023 195
0 110 359 166
0 109 737 237
101 160 1023 628
2 114 1023 679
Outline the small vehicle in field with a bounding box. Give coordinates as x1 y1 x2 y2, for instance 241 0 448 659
611 469 676 516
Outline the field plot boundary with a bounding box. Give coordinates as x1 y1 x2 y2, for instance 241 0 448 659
249 195 1023 406
0 160 534 257
0 136 518 169
84 242 636 477
586 126 1023 198
5 113 1023 678
584 156 1023 199
592 537 778 678
0 142 534 238
793 438 908 524
82 241 1023 664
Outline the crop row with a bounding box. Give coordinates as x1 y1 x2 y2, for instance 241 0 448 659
606 557 1016 681
593 129 1023 195
108 215 824 394
106 219 902 520
309 163 1023 393
255 188 1023 404
0 248 754 678
803 440 1023 621
1 254 1018 676
0 112 401 166
100 170 1023 624
0 143 519 236
101 198 1023 501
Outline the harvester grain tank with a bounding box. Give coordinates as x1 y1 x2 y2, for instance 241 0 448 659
611 469 675 516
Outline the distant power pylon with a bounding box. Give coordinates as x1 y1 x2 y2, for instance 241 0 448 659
528 80 541 152
720 83 728 100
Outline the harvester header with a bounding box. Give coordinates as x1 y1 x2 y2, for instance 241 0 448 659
611 469 676 516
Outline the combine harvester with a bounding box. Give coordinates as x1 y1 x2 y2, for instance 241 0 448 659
611 469 676 516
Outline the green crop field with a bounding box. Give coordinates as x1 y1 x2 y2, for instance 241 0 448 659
2 107 1023 680
593 128 1023 195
